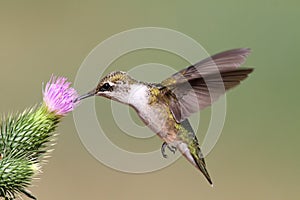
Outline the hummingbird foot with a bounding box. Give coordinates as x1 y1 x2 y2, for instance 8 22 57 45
161 142 177 158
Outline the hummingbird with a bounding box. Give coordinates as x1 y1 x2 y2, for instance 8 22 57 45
75 48 253 186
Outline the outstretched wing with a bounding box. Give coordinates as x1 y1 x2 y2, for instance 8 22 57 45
160 48 253 123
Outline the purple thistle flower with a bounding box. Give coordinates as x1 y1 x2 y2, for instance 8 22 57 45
43 75 79 116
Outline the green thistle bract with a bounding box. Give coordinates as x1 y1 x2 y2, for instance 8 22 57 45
0 76 78 200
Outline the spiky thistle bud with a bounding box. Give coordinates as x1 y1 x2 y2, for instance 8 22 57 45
0 76 79 200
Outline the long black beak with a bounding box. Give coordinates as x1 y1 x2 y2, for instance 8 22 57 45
74 90 96 102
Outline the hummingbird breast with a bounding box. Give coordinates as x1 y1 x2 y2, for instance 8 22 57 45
129 84 178 143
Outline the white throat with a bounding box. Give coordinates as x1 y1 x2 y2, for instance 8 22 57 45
127 84 149 109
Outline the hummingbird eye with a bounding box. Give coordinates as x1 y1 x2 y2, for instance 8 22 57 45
100 82 112 92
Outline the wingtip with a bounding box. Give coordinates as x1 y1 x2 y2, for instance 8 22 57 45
227 47 251 54
244 48 252 56
243 67 254 75
243 47 251 52
237 47 252 57
230 47 252 58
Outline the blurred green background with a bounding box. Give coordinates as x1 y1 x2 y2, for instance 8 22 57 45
0 0 299 199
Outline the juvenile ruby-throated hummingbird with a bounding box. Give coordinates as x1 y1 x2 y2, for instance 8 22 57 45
76 48 253 186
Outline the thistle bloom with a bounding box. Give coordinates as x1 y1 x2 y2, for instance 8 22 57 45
43 76 79 116
0 75 79 200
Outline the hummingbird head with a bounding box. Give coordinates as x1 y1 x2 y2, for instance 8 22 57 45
76 71 139 104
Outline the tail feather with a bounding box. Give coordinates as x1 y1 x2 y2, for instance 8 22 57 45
178 119 213 185
191 148 213 185
177 141 213 185
189 145 213 185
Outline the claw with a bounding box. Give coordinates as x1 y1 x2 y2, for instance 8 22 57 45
161 142 177 158
167 145 177 154
161 142 168 158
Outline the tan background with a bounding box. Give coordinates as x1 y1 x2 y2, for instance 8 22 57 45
0 1 299 200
